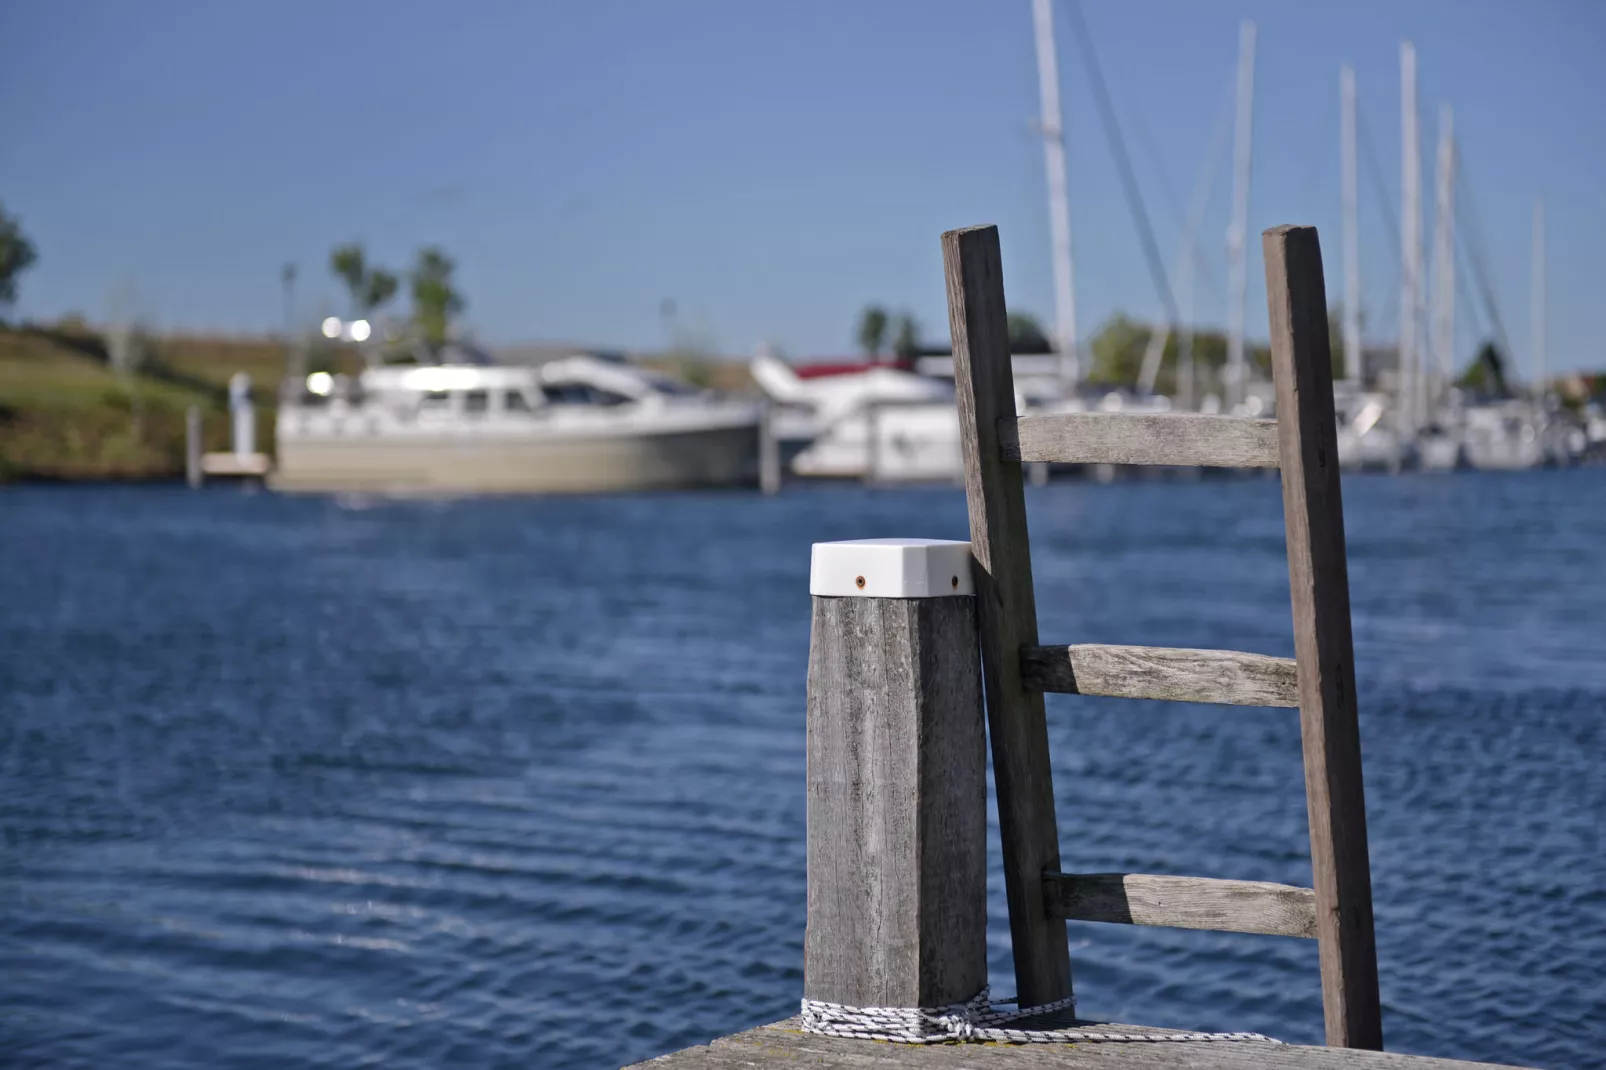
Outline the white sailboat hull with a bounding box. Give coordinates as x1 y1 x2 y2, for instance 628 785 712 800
1336 427 1405 471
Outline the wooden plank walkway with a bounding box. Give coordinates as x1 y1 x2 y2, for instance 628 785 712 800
627 1017 1526 1069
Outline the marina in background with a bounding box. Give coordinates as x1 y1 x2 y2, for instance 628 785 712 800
6 9 1605 490
3 6 1605 1068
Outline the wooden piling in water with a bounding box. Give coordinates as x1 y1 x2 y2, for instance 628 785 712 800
185 405 203 489
804 538 986 1009
863 402 882 485
760 402 782 495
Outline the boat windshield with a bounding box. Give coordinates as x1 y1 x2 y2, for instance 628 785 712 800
637 372 701 397
542 383 632 407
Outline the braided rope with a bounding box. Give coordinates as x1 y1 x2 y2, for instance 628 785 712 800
800 986 1281 1045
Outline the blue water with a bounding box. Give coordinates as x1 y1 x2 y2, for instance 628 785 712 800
2 473 1603 1069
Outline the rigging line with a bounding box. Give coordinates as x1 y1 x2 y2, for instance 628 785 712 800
1353 107 1402 339
1117 81 1187 232
1119 79 1227 312
1354 108 1402 253
1126 69 1233 312
1454 266 1488 365
1454 230 1491 343
1178 72 1238 309
1358 103 1486 352
1452 142 1515 361
1060 0 1180 325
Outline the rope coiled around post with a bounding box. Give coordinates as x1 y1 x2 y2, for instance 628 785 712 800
800 986 1281 1045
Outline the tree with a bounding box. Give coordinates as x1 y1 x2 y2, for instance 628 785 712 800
1456 340 1509 398
892 313 920 360
411 247 464 346
330 244 367 314
1084 312 1241 396
857 305 888 357
329 243 399 318
1007 312 1053 354
362 269 398 312
1087 314 1152 385
0 202 39 310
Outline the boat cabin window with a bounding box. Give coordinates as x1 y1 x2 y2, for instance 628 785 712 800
464 389 490 414
504 389 532 412
542 383 632 407
640 373 700 396
421 390 451 409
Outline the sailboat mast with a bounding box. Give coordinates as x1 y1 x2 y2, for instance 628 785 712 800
1226 19 1256 411
1399 41 1422 438
1031 0 1079 391
1431 104 1455 405
1532 196 1546 399
1341 65 1362 387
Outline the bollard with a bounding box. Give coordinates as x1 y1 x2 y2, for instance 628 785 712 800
229 372 255 459
804 538 986 1010
185 405 203 489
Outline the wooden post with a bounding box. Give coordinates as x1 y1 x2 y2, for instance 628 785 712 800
804 539 987 1010
942 224 1073 1008
185 405 203 489
759 401 782 495
1262 224 1382 1050
863 401 881 485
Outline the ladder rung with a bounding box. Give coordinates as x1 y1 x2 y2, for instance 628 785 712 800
1021 643 1299 707
1044 872 1317 938
999 412 1281 468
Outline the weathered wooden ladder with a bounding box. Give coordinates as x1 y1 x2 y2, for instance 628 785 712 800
943 223 1382 1050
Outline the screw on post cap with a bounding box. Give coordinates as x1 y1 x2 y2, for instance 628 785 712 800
809 539 975 598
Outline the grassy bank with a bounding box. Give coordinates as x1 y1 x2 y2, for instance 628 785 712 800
0 327 301 482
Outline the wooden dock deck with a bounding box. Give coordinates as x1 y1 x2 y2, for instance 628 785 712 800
629 1017 1525 1070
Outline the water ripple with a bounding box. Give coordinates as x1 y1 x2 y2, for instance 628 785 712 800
3 474 1604 1069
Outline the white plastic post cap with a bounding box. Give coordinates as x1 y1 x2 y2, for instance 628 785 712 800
809 539 974 598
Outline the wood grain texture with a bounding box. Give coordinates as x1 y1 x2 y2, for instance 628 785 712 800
1043 872 1318 938
1021 644 1299 707
1003 412 1280 468
805 595 987 1009
1263 225 1382 1050
626 1019 1526 1069
942 225 1072 1007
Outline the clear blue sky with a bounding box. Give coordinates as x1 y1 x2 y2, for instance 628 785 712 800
3 1 1602 375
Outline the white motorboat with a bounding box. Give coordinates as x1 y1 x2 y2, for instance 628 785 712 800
273 349 760 494
756 352 1097 483
750 352 960 481
793 402 963 482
